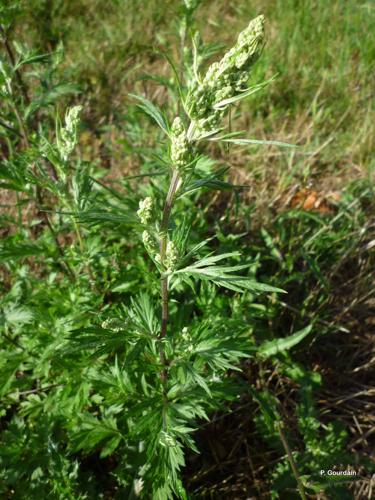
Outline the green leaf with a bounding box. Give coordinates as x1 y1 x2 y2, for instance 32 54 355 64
111 280 139 293
129 294 159 337
75 207 136 226
61 326 127 357
25 83 79 119
217 138 296 148
213 75 277 109
4 305 34 326
71 413 122 454
160 50 184 103
0 242 45 261
129 94 169 134
14 51 51 70
100 434 122 458
175 252 285 294
181 166 247 195
258 325 313 357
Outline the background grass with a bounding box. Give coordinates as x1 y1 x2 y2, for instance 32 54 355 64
18 0 375 189
1 0 374 498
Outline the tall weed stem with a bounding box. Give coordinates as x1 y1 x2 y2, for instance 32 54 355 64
158 169 180 384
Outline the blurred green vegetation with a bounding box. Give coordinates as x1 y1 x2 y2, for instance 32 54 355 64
1 0 374 498
16 0 375 188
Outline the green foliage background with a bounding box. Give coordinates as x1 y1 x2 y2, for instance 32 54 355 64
0 0 374 498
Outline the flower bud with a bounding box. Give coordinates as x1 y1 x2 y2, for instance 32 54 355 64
187 15 265 134
155 240 179 271
142 230 152 247
137 197 153 224
165 241 178 271
170 117 192 171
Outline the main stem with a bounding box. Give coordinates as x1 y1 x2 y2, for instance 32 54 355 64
158 169 180 383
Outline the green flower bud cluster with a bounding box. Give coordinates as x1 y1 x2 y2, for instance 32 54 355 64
187 15 265 133
142 230 153 248
57 105 82 161
181 326 190 341
170 117 192 171
165 241 178 271
181 327 194 352
137 197 153 224
142 230 161 263
155 240 178 272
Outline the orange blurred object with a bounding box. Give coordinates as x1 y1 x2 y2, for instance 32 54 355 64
290 188 340 214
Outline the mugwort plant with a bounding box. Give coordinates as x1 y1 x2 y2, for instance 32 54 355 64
115 14 292 498
0 6 306 498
